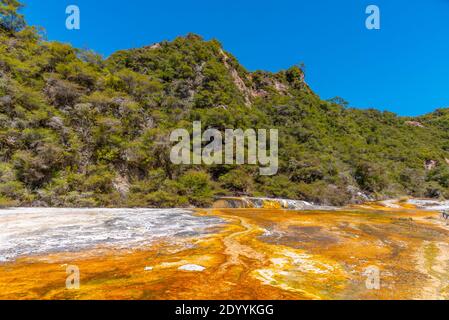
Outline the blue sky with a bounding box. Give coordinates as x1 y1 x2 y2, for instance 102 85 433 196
22 0 449 116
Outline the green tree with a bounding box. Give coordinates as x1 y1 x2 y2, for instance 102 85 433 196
0 0 25 33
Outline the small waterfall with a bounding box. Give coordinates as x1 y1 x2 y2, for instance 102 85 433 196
213 197 316 210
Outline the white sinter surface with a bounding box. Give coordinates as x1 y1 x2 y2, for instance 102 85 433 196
0 208 223 262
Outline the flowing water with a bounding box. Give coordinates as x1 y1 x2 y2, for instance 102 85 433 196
0 208 223 262
0 200 448 300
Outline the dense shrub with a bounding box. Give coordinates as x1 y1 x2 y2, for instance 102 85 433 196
2 4 449 207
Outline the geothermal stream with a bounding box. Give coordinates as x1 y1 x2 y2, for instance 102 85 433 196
0 198 448 299
212 196 333 210
0 208 223 263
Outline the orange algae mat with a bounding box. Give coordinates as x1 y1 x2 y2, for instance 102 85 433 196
0 203 448 300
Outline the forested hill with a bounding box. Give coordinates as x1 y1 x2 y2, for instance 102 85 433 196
1 9 449 207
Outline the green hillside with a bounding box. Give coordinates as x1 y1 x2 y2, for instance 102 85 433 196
1 3 449 207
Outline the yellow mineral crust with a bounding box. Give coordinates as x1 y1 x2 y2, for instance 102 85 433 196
0 203 448 300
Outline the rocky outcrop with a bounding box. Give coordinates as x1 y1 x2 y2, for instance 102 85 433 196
425 160 438 171
405 121 425 128
219 49 296 106
113 175 130 196
219 49 253 106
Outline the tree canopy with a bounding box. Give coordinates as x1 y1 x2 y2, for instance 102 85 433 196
1 15 449 208
0 0 25 33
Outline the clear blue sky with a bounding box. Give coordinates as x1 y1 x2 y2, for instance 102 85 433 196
22 0 449 116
